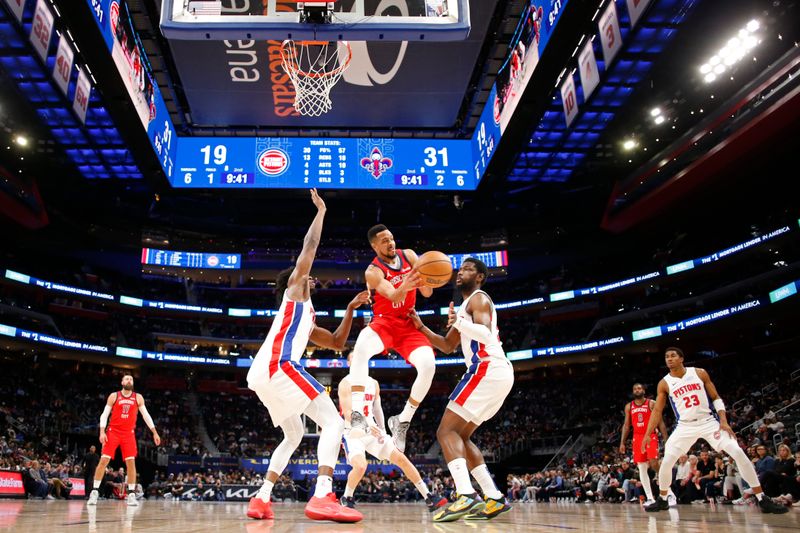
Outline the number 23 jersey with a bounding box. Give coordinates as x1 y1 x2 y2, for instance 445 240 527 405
664 367 713 421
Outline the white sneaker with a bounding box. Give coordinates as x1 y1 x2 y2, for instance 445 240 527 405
667 494 677 507
87 490 99 506
645 499 656 506
126 493 139 506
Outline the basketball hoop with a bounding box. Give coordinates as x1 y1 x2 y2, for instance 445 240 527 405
280 40 352 117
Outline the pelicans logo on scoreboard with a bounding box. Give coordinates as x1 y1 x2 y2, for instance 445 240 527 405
257 148 290 176
360 147 393 179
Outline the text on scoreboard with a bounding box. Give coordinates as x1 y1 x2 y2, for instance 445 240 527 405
141 248 241 269
171 137 475 190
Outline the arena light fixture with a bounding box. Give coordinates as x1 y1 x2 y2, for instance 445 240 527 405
650 107 661 117
700 20 761 83
654 115 665 125
14 135 28 146
622 139 637 151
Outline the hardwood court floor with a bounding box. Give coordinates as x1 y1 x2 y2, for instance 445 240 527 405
1 500 798 532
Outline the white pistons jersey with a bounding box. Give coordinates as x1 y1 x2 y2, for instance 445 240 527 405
247 293 316 385
456 289 505 369
664 367 713 422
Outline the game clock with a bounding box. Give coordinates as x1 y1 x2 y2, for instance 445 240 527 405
171 137 476 190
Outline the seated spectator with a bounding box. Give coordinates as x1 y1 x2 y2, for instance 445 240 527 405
25 460 51 499
761 444 799 501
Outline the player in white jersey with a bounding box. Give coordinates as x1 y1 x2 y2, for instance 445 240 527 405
245 189 369 523
337 357 447 514
409 258 514 522
642 347 787 514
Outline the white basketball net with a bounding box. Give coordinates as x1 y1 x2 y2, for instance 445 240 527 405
280 40 352 117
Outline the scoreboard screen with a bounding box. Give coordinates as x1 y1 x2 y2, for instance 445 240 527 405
171 137 475 190
141 248 241 269
449 250 508 269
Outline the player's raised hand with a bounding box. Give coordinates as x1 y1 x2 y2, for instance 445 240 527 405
408 309 423 330
401 270 423 291
446 301 457 328
348 290 371 309
310 188 326 211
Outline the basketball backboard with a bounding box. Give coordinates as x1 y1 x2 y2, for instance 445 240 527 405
160 0 471 41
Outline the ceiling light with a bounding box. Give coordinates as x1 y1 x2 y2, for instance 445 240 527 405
744 36 758 49
709 55 720 65
699 64 712 74
650 107 661 117
724 55 736 65
746 20 759 33
704 72 716 83
713 64 726 74
654 115 665 125
727 37 741 48
14 135 28 146
622 139 636 150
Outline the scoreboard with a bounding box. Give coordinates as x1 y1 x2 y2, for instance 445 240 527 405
171 137 476 190
141 248 241 269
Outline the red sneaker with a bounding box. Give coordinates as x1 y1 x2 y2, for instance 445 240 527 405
304 493 363 523
247 497 274 520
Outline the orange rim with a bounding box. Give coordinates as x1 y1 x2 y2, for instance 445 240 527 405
280 40 352 80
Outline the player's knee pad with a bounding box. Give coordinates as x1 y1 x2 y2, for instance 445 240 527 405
280 416 304 448
349 328 384 385
408 346 435 401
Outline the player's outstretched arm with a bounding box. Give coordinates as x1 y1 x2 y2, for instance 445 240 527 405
641 380 668 453
98 393 116 445
404 249 433 298
451 292 495 345
654 399 669 442
309 290 371 350
408 309 460 353
366 265 422 304
137 395 161 446
697 368 735 438
287 189 326 300
619 403 631 454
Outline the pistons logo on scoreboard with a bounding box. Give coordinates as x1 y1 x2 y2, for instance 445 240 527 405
207 255 219 267
257 148 290 176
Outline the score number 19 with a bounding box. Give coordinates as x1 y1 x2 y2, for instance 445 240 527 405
185 145 228 184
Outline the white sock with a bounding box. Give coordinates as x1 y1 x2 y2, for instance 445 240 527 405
755 491 764 501
314 475 333 498
257 480 274 503
470 464 503 500
415 480 430 499
93 480 101 489
638 463 654 501
343 485 355 498
128 484 135 492
447 458 475 495
351 392 366 419
398 401 418 424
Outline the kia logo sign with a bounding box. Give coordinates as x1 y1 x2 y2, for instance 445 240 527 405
257 148 290 176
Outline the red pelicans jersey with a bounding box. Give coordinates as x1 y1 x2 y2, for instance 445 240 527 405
370 250 416 319
109 391 138 432
630 400 653 437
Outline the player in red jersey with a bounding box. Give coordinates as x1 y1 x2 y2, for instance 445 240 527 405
345 224 434 453
87 374 160 506
619 382 668 506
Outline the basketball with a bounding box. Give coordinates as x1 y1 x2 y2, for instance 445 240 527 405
416 251 454 288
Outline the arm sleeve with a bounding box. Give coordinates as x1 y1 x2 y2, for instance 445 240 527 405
452 317 495 345
139 405 156 430
99 405 112 429
373 394 386 433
